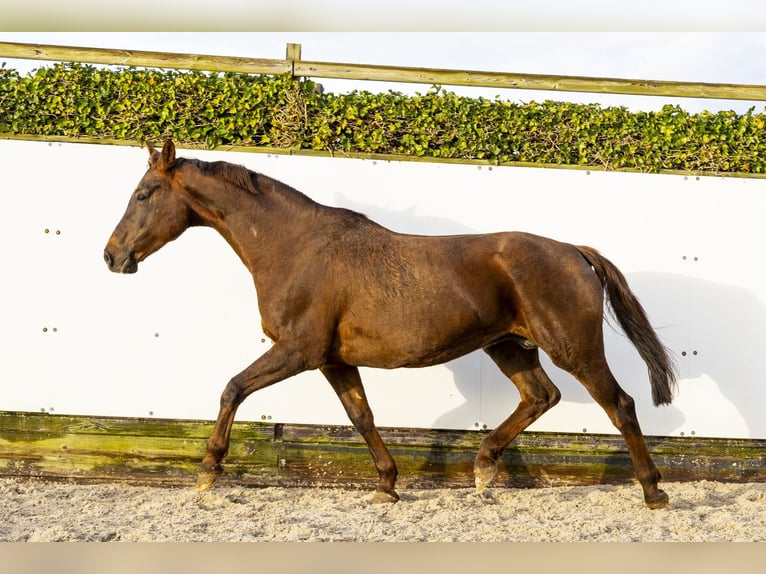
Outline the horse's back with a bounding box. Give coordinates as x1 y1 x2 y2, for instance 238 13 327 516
326 228 601 368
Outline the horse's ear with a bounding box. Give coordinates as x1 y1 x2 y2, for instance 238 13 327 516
160 140 176 168
146 140 176 172
144 140 160 165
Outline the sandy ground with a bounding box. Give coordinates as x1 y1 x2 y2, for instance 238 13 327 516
2 478 765 542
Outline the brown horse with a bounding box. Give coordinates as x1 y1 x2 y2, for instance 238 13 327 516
104 141 677 508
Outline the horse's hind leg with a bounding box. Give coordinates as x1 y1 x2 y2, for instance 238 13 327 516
474 341 561 491
321 364 399 504
568 357 668 509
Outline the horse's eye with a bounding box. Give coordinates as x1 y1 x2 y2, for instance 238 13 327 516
135 191 150 202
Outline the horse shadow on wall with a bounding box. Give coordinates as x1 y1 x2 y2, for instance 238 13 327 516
612 272 766 438
335 192 766 485
435 275 766 438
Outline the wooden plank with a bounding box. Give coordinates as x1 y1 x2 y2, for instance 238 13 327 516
293 60 766 102
0 412 278 487
1 40 765 102
285 43 302 64
1 412 765 488
0 41 290 75
275 422 766 489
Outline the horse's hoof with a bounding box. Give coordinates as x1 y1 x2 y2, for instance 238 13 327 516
369 489 399 504
644 489 669 509
195 470 221 492
474 459 498 492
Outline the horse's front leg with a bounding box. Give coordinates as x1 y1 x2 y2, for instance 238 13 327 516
321 364 399 504
196 344 307 491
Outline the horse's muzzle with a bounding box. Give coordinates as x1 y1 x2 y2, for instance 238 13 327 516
104 249 138 274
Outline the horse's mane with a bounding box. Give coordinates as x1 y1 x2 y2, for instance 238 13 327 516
182 156 365 217
183 158 259 195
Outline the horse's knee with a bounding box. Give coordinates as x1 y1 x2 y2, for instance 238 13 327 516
220 379 244 407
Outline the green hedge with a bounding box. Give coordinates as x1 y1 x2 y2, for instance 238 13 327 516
1 62 765 174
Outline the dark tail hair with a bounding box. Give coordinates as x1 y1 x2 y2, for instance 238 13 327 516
577 245 677 406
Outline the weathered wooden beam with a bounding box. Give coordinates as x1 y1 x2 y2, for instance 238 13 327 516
1 40 765 101
1 412 764 489
0 41 290 75
292 60 766 102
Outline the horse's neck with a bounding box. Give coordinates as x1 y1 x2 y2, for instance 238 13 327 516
258 175 322 214
195 175 327 274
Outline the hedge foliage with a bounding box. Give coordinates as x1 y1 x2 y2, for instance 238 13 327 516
1 62 765 174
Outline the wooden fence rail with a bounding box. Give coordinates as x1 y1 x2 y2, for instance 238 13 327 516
2 40 766 102
2 412 765 489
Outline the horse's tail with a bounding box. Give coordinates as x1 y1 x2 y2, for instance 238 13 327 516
576 245 677 406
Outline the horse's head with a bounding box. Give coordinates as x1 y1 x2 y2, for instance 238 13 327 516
104 140 194 274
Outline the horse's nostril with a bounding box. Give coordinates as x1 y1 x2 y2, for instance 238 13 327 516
103 250 113 268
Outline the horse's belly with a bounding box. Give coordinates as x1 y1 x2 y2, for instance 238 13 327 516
334 312 503 369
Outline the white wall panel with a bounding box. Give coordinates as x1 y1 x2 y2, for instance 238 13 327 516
2 140 765 439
